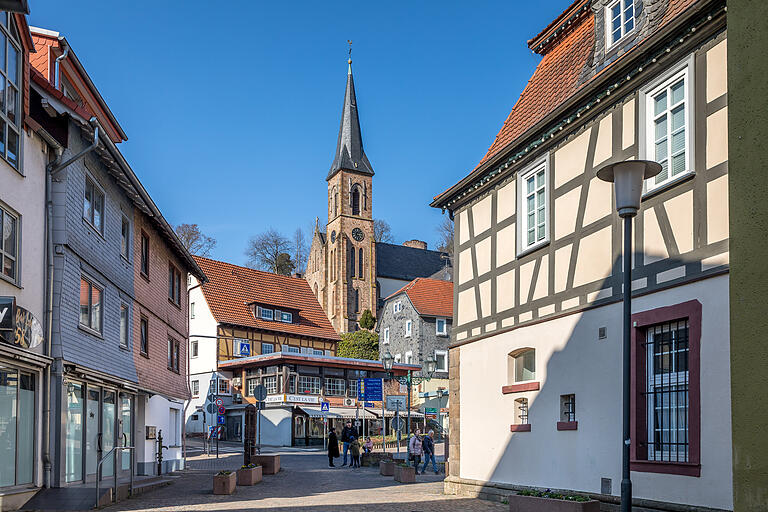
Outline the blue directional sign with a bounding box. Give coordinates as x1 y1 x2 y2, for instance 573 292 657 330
321 402 330 412
357 378 383 401
217 415 226 425
364 402 374 408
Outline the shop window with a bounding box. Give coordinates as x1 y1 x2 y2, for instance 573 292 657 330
65 382 83 482
298 376 321 395
0 369 34 486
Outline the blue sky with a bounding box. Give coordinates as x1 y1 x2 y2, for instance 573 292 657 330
30 1 569 266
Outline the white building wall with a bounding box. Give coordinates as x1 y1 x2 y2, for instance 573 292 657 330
186 277 219 433
136 394 184 475
458 275 732 510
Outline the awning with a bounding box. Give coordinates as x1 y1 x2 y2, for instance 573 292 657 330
365 409 424 418
298 406 377 420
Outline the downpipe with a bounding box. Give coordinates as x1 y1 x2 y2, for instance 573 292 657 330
42 118 100 488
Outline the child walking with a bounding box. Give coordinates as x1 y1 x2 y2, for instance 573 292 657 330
350 436 361 468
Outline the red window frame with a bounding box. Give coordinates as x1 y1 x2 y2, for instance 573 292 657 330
630 299 701 477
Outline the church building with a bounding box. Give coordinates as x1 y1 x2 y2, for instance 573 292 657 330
306 58 449 333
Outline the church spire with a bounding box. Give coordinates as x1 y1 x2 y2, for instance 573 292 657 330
327 53 374 180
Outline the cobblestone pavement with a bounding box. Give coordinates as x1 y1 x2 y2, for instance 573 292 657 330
103 448 505 512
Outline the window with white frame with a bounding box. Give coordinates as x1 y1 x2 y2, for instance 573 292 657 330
436 318 447 336
0 13 22 169
79 276 103 334
513 349 535 383
606 0 635 48
435 350 448 372
191 380 199 397
347 379 358 397
191 339 198 358
83 177 105 233
394 353 401 363
284 345 300 354
119 302 129 348
405 351 413 364
280 311 292 323
393 301 402 314
261 342 274 355
259 307 274 321
297 375 321 395
325 378 345 396
263 375 278 394
383 328 390 344
0 205 18 283
405 320 412 337
168 408 180 446
643 64 693 191
313 349 323 355
246 378 258 396
190 302 195 319
518 158 549 252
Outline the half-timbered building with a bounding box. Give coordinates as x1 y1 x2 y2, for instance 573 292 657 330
431 1 730 510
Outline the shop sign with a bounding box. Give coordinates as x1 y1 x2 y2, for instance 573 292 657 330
285 394 319 404
425 407 437 414
0 298 43 350
425 414 437 420
0 297 15 341
264 394 285 403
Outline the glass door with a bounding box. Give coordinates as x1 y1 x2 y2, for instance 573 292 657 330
101 390 116 479
118 394 132 477
85 388 100 481
65 382 84 483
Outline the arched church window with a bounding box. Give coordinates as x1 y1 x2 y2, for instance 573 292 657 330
358 248 363 278
332 186 339 217
354 289 360 313
350 247 356 277
351 185 361 216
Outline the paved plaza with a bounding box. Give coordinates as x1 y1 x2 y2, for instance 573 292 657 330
102 446 505 512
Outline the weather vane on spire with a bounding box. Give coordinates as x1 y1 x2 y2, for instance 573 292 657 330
347 39 352 64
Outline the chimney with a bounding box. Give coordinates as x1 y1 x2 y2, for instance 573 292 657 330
403 240 427 250
292 272 304 279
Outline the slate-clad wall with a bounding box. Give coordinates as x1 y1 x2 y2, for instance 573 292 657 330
51 125 137 383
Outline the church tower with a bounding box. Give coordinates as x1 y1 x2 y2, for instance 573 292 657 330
321 57 377 333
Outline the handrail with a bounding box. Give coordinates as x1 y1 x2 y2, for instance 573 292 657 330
95 445 134 508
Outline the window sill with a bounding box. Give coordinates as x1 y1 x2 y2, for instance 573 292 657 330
140 351 149 359
78 324 104 339
509 424 531 433
119 344 130 352
168 299 182 310
0 273 21 289
642 171 696 200
82 218 106 241
517 240 550 260
556 421 578 431
140 272 150 283
501 381 540 394
630 459 700 477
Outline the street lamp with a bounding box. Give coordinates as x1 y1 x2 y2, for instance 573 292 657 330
381 348 435 435
597 159 661 512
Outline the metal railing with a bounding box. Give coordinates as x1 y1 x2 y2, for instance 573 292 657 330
95 437 134 508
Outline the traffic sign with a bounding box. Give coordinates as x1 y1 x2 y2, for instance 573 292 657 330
386 395 407 410
218 406 226 415
425 407 438 414
206 403 216 414
391 416 404 431
217 415 226 425
364 402 374 408
320 402 330 412
215 398 223 407
253 384 267 402
354 420 361 427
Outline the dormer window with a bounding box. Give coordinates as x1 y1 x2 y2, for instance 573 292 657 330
259 307 274 321
280 311 292 323
606 0 635 48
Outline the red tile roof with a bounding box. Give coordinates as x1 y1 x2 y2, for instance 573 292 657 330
476 0 699 170
387 278 453 318
194 256 340 341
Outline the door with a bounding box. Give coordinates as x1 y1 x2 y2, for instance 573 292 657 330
118 393 133 478
85 388 100 481
101 390 116 479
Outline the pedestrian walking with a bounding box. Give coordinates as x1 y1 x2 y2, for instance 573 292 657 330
408 429 423 474
328 427 340 468
340 421 356 466
350 436 361 468
421 430 439 474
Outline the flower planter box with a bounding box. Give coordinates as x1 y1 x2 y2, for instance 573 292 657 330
213 472 236 495
508 494 600 512
393 465 416 483
250 454 280 475
379 460 395 476
236 466 262 486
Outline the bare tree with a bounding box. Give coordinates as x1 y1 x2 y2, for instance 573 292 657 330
436 216 454 255
293 227 308 272
175 223 216 257
373 219 394 243
245 228 294 274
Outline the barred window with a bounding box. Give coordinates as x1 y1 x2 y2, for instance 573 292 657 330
515 398 529 425
325 378 345 397
297 376 320 395
263 375 278 395
644 319 689 462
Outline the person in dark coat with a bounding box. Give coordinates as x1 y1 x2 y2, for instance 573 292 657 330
340 421 356 466
328 427 340 467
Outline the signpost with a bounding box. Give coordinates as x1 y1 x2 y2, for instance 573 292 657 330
253 385 267 455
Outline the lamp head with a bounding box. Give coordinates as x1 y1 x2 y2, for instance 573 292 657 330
596 160 661 218
425 354 437 376
382 348 394 371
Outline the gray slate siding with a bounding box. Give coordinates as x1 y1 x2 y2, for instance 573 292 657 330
378 293 451 379
51 124 137 383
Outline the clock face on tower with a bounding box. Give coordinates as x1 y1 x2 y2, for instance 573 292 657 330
352 228 364 242
330 230 337 244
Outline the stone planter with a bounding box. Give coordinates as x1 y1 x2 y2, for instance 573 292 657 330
213 472 236 495
508 494 600 512
236 466 262 486
393 464 416 483
379 460 395 476
362 452 392 467
251 454 280 475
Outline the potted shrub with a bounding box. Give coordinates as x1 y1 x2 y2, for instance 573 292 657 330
213 470 236 495
251 454 281 475
393 463 416 483
380 460 395 476
236 464 262 486
508 489 600 512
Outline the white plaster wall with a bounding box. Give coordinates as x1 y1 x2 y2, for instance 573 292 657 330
0 132 48 326
259 407 293 446
186 278 219 431
459 275 732 510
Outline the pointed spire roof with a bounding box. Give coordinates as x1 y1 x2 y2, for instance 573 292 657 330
327 59 374 180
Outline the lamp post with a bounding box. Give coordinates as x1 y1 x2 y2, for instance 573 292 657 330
597 160 661 512
381 348 435 436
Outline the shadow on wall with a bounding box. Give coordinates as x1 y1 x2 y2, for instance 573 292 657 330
472 252 729 508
